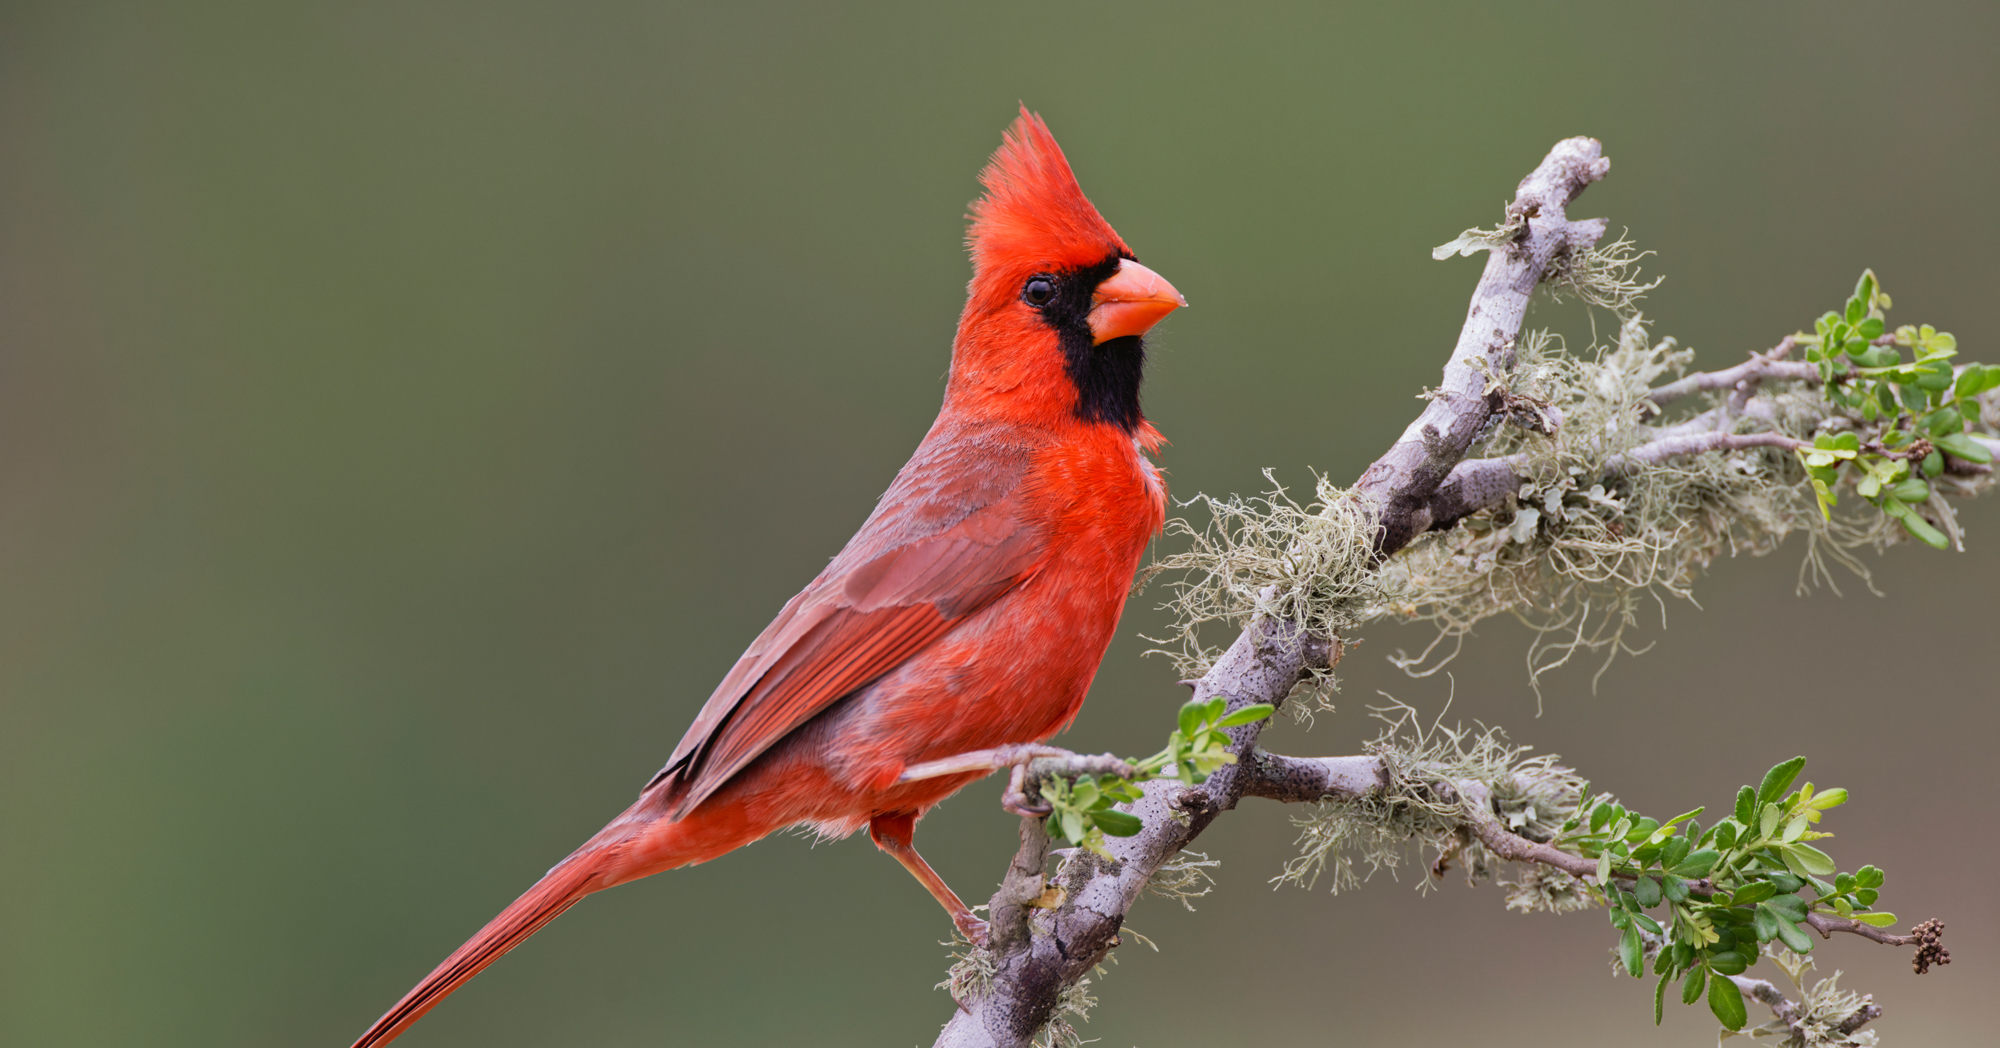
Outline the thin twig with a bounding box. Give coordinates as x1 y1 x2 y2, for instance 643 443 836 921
1646 337 1820 406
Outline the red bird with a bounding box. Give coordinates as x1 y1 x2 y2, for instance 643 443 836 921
350 108 1184 1047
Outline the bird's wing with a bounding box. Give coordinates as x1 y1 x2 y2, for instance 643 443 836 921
649 440 1044 818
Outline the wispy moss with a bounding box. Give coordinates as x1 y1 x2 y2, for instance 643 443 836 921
1144 305 1996 695
1273 702 1594 894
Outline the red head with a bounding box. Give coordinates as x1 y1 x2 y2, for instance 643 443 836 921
949 108 1184 434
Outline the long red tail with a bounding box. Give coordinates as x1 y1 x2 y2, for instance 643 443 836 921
349 854 607 1048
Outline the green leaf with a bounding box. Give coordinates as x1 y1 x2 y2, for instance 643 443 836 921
1633 911 1663 935
1935 431 1993 463
1783 843 1838 877
1898 511 1949 550
1654 941 1677 975
1857 316 1885 340
1855 912 1898 927
1956 366 1986 399
1767 872 1805 894
1775 918 1814 954
1706 950 1748 976
1734 787 1756 825
1709 970 1748 1030
1753 904 1782 942
1758 757 1807 807
1664 806 1705 827
1201 695 1225 725
1732 881 1776 905
1655 968 1670 1025
1071 779 1100 809
1213 703 1276 728
1661 875 1690 903
1620 926 1643 977
1060 810 1085 844
1091 809 1143 837
1683 965 1707 1006
1855 865 1884 889
1924 407 1964 436
1177 700 1202 738
1672 850 1720 878
1759 802 1782 838
1766 894 1808 922
1845 297 1865 326
1634 875 1662 907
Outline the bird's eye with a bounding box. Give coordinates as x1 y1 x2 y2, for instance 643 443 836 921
1022 277 1054 306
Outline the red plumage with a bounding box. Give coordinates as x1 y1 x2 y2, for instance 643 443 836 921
349 107 1181 1047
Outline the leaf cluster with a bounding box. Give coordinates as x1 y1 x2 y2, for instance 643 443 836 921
1800 271 1995 548
1564 757 1895 1032
1036 697 1275 856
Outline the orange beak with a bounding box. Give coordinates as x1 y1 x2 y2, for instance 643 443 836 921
1087 259 1186 344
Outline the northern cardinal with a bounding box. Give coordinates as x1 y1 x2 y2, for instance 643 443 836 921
350 107 1184 1047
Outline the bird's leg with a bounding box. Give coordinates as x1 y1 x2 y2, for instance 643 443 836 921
896 744 1071 783
868 811 988 946
898 745 1136 818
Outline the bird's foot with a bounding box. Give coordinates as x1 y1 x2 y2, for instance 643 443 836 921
1002 762 1053 818
954 911 991 948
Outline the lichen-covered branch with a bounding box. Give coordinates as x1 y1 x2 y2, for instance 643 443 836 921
1354 137 1612 557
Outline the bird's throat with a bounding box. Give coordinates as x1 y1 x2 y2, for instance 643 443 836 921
1060 333 1146 432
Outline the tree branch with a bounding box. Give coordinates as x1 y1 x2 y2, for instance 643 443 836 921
1730 974 1883 1041
931 619 1337 1048
1645 337 1819 406
1354 137 1611 558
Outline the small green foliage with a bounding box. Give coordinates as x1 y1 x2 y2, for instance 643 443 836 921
1798 271 1996 548
1038 698 1275 856
1555 758 1899 1032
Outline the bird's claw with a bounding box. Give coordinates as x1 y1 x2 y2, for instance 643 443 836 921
1002 762 1053 818
1002 794 1053 818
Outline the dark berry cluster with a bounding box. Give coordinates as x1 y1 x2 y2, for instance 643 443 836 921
1910 919 1950 975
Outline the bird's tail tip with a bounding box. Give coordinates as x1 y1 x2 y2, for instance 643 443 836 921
348 855 604 1048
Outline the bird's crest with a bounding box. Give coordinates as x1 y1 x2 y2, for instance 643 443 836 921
967 107 1131 280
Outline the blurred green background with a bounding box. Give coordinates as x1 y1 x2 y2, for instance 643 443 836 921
2 2 1995 1046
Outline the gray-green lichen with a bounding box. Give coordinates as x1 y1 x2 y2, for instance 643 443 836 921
1144 305 1998 696
1273 703 1595 895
